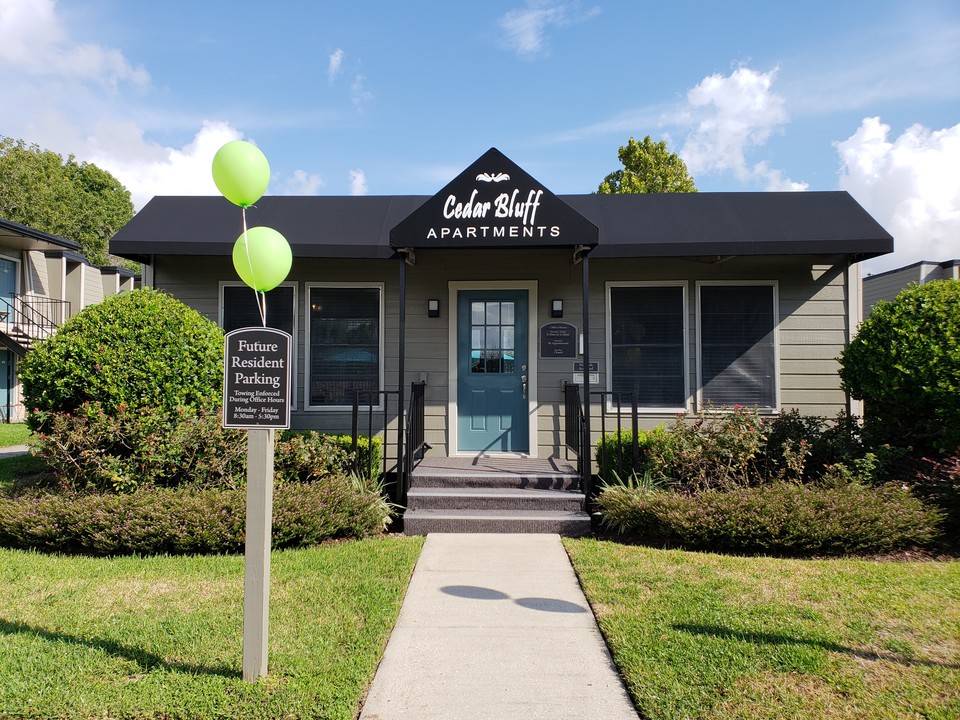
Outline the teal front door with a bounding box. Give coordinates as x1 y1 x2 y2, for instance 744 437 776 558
457 290 529 453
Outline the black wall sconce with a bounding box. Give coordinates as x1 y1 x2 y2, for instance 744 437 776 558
551 299 563 318
427 299 440 318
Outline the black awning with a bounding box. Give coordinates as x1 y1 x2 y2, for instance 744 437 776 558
111 190 892 263
389 148 599 250
561 191 893 260
110 195 428 262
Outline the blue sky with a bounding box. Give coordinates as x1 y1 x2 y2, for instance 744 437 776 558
1 0 958 273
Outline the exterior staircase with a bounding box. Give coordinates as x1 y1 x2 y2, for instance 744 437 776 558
402 456 592 536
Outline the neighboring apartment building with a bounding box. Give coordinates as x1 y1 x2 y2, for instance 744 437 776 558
0 217 138 422
862 259 960 318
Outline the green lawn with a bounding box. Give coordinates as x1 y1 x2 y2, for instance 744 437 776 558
565 539 960 720
0 537 424 720
0 422 30 447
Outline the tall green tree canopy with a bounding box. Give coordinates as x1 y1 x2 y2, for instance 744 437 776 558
598 136 697 194
0 136 133 266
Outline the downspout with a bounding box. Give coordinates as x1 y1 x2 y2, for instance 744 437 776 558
846 257 864 418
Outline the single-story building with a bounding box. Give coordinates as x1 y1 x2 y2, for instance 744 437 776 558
111 148 892 529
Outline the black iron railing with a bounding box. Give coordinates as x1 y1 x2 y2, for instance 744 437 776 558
563 381 590 497
592 391 643 483
401 381 427 506
350 388 400 488
0 294 70 343
349 381 427 507
563 385 645 496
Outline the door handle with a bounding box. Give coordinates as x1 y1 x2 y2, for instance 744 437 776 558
521 374 527 400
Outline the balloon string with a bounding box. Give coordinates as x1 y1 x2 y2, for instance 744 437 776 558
241 207 266 327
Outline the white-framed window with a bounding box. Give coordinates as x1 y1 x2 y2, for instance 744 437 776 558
220 282 297 336
696 281 779 411
305 282 383 410
606 281 688 410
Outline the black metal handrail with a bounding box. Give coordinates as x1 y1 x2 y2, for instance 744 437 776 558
350 388 401 486
592 391 643 484
401 381 427 506
564 385 646 495
563 381 590 496
0 294 70 342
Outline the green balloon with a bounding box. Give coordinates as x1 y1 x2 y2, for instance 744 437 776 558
212 141 270 207
232 226 292 292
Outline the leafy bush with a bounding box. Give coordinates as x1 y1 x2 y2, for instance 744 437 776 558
661 405 766 492
839 279 960 455
31 403 246 492
596 482 943 555
595 425 673 485
0 477 392 556
277 431 383 482
760 409 865 483
20 288 224 431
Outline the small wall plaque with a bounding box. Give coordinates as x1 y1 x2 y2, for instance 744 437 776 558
539 322 577 358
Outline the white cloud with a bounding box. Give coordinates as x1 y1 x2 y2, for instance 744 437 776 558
350 74 373 110
0 0 148 88
283 169 324 195
499 1 600 59
327 48 344 83
88 120 244 210
349 169 368 196
680 66 807 191
837 117 960 274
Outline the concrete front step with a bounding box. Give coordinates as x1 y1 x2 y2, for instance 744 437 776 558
403 509 592 536
407 486 585 512
409 468 581 491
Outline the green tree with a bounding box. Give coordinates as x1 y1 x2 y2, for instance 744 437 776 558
598 136 697 194
839 280 960 455
0 136 133 266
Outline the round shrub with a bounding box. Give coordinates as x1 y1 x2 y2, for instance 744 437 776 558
839 280 960 455
20 288 224 430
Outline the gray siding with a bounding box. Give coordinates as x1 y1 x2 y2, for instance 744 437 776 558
154 251 855 459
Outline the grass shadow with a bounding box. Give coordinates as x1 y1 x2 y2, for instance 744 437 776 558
673 622 960 670
0 618 240 678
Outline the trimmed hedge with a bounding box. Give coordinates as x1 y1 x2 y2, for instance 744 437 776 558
0 477 391 556
596 482 943 555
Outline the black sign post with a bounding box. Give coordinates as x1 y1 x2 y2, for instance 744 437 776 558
222 326 291 682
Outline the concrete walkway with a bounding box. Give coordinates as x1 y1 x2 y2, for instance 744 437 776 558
359 534 639 720
0 445 28 459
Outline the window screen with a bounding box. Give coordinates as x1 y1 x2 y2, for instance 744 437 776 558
609 285 685 407
309 286 380 407
222 285 295 336
699 285 776 409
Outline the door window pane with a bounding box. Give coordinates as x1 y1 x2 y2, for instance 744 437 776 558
469 299 517 374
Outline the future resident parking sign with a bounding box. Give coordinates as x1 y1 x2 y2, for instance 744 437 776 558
223 327 292 429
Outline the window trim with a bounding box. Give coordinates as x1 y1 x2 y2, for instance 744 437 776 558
605 280 690 413
695 280 780 412
219 281 299 411
305 281 385 412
